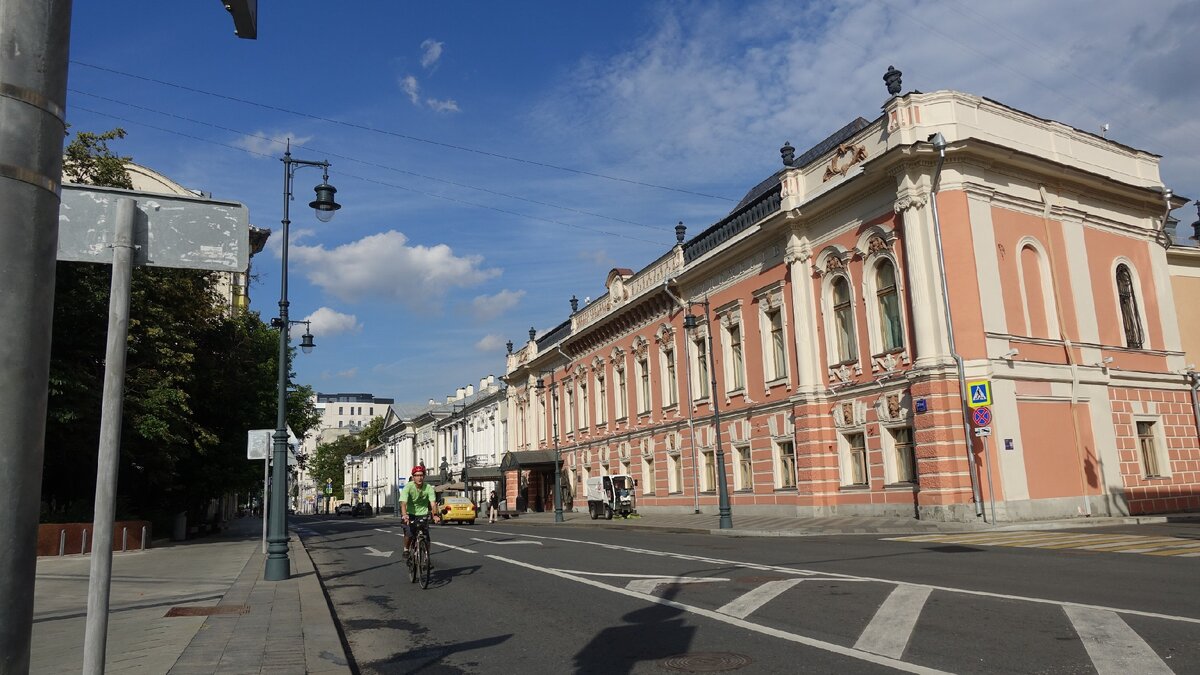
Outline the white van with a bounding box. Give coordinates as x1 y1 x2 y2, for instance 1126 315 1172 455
585 475 636 520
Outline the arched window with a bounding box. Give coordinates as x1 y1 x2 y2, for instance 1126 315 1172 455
1116 264 1144 349
875 260 903 351
831 276 857 362
1020 244 1052 338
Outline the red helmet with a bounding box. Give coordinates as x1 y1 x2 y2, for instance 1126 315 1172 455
411 466 426 475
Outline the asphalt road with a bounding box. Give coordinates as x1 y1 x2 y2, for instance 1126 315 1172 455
296 516 1200 674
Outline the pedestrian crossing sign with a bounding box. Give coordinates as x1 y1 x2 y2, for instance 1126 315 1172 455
967 380 992 408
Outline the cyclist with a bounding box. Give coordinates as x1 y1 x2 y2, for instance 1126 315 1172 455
399 465 440 562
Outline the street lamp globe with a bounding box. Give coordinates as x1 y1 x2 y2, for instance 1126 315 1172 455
300 329 315 354
309 180 341 222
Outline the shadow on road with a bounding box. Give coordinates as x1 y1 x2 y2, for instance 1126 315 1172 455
375 633 513 673
572 586 696 675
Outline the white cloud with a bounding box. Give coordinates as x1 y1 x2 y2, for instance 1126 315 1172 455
531 0 1200 198
232 131 312 157
470 289 525 321
579 248 616 269
399 75 421 104
303 307 362 336
320 367 359 380
426 98 460 113
290 230 501 312
420 39 444 69
474 334 507 352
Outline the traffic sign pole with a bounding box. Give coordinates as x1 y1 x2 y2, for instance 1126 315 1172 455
981 434 997 526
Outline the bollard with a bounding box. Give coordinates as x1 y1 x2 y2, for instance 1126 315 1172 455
59 529 66 557
81 528 89 555
141 525 147 551
121 526 128 552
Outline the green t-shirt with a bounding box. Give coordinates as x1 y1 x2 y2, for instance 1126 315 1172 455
400 481 436 517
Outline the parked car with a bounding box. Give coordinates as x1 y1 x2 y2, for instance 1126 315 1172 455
335 503 353 517
440 496 477 525
352 502 373 518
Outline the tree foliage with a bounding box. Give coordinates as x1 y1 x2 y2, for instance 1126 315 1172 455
43 129 320 527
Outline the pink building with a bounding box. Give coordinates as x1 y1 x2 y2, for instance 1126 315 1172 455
503 87 1198 523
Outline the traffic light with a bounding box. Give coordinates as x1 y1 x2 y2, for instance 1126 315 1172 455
221 0 257 40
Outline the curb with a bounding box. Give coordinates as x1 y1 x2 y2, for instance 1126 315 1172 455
292 534 354 675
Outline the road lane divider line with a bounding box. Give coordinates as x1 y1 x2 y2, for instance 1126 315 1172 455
717 579 804 619
1063 605 1174 675
469 538 542 545
487 554 951 675
432 541 477 554
854 585 933 659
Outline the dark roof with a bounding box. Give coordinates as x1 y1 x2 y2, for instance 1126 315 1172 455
463 465 502 481
534 319 572 351
685 116 872 265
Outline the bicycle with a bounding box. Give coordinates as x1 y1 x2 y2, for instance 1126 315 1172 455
405 515 433 588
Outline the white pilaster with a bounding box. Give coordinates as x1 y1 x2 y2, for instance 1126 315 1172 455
786 232 822 394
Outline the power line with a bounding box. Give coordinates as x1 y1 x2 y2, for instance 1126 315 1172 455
71 60 737 203
69 105 668 247
69 88 663 232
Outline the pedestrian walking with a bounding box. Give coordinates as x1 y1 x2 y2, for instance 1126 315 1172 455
488 490 499 523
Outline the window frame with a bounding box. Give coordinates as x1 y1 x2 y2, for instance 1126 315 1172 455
1134 416 1170 478
824 272 859 366
841 432 869 486
775 439 796 489
868 256 906 356
1114 261 1147 350
734 444 753 492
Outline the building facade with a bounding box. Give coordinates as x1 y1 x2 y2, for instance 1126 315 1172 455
504 88 1199 523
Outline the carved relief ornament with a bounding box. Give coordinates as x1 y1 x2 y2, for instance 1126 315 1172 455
893 194 928 213
823 143 869 182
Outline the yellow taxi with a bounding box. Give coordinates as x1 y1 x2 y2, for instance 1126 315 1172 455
440 496 478 525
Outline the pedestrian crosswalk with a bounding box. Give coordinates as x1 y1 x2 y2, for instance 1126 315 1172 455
883 531 1200 556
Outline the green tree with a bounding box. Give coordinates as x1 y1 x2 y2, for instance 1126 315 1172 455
308 433 366 499
359 415 386 447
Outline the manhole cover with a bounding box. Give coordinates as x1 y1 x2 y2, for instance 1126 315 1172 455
164 605 249 617
659 652 752 672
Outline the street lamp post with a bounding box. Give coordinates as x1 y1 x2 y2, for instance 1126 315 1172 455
536 371 565 523
683 298 732 529
266 144 341 582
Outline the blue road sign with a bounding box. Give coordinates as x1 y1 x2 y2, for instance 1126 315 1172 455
967 380 992 408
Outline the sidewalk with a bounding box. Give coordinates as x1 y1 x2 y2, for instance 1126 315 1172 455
497 508 1200 536
31 517 350 675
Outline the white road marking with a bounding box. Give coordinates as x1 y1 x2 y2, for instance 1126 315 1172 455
432 541 477 554
1064 605 1174 675
469 537 543 545
363 547 393 558
488 554 951 675
626 577 727 594
717 579 804 619
496 532 1200 626
373 528 395 534
854 585 933 659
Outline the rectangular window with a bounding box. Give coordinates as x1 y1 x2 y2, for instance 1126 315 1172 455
638 357 651 414
642 456 655 495
1137 421 1162 477
695 338 710 399
538 394 547 442
596 374 607 424
892 427 916 483
668 454 682 493
768 309 787 381
777 440 796 489
702 450 716 492
339 407 344 415
578 382 588 429
846 433 867 486
663 347 678 407
735 446 752 491
728 323 745 391
565 389 575 434
616 369 628 419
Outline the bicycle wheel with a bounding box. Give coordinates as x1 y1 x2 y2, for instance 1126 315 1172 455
407 542 417 583
418 537 432 589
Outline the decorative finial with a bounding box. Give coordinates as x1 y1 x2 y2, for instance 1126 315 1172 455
529 326 536 342
780 141 795 167
884 66 902 96
570 295 579 313
506 339 513 354
675 221 686 244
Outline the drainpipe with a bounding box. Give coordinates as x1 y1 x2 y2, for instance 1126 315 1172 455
1188 370 1200 451
666 280 702 514
927 133 986 519
1156 187 1174 246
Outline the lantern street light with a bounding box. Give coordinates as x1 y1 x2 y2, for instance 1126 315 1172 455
536 371 565 523
682 297 732 529
265 144 341 582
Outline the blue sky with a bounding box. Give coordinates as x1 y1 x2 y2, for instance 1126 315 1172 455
66 1 1199 405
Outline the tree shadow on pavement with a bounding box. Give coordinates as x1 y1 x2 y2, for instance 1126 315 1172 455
375 633 513 673
572 587 696 675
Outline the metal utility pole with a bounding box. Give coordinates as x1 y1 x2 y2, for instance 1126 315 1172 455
0 2 72 672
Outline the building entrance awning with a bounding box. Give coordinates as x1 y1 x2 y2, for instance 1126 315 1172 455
499 450 560 472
